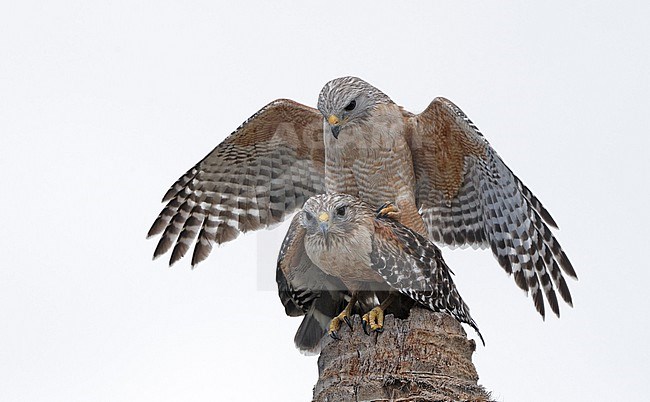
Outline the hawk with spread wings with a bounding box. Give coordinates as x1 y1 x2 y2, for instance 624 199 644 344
277 193 483 353
148 76 577 318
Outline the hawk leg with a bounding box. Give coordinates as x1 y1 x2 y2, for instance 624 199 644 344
362 292 396 334
328 293 358 340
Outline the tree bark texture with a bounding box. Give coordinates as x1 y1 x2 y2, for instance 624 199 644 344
313 307 492 402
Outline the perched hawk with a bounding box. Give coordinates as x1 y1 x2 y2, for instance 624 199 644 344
148 76 577 318
277 193 483 352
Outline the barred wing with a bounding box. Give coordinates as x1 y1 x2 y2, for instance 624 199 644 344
371 213 483 344
408 97 577 318
148 99 326 266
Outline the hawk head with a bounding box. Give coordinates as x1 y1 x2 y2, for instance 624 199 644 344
300 193 371 248
317 76 392 139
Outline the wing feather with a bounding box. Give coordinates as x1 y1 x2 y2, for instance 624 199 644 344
370 215 484 345
409 97 576 317
148 99 326 266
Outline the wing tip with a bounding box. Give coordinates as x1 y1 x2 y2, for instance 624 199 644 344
535 199 560 229
161 192 174 203
533 290 546 320
147 218 166 238
469 320 486 347
476 330 486 347
560 254 579 280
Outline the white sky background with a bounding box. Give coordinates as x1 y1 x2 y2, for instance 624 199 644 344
2 1 649 401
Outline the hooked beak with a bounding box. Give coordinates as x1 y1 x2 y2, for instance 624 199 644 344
318 212 330 246
328 114 341 139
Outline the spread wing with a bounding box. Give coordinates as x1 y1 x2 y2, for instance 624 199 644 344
276 213 348 354
148 99 326 266
407 97 577 318
370 212 483 344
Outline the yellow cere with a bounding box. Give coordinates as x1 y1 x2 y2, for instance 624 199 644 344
327 114 340 125
318 212 330 222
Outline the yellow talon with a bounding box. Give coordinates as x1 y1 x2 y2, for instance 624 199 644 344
362 306 385 333
328 298 356 340
377 202 400 220
328 314 343 335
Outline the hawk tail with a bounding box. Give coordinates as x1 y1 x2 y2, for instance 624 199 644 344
294 292 347 355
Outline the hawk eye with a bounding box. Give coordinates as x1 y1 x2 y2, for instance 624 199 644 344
305 212 314 221
344 100 356 111
336 206 347 217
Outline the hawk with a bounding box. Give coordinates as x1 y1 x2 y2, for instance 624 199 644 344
276 193 483 352
148 76 577 318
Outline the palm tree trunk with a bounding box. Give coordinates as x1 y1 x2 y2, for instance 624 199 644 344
313 307 492 402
